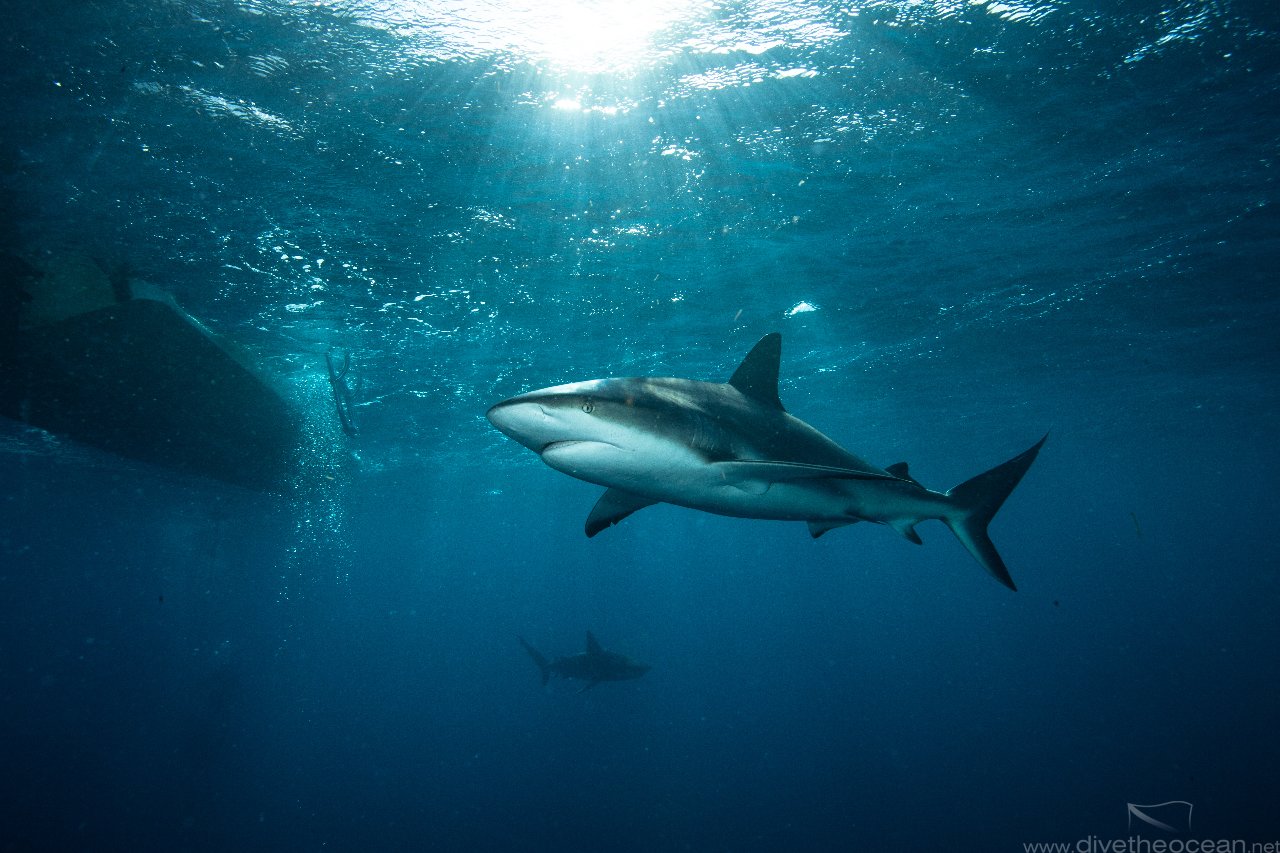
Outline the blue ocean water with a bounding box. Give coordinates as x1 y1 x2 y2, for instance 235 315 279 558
1 0 1278 850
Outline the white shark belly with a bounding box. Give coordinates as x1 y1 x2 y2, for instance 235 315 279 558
656 470 950 530
540 438 948 525
672 479 853 521
543 442 836 518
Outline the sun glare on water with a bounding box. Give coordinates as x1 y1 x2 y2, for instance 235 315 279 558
523 0 694 73
371 0 703 75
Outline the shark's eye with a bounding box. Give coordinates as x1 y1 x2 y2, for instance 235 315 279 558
581 399 595 414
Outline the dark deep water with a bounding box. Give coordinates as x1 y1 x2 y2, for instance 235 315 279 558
2 0 1279 850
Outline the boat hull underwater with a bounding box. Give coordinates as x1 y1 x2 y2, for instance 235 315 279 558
1 254 300 491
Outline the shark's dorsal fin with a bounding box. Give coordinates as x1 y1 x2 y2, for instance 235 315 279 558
728 333 784 411
586 631 602 656
585 488 657 537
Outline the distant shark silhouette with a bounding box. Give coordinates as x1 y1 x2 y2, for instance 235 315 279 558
488 333 1045 590
519 633 650 691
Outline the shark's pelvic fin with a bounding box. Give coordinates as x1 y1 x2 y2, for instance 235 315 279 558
585 631 603 655
585 488 657 537
727 333 785 411
518 636 552 685
807 518 860 539
943 434 1048 591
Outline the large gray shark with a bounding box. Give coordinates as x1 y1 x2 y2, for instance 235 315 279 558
487 333 1045 590
519 633 651 691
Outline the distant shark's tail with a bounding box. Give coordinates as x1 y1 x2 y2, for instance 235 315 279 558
942 435 1047 591
518 636 552 685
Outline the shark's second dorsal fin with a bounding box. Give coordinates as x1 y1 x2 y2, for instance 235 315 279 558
586 631 602 655
886 462 922 487
728 333 784 411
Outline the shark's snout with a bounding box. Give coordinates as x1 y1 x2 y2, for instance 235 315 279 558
487 395 583 454
485 398 542 443
488 384 615 456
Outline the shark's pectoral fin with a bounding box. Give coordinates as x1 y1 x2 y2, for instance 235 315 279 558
578 680 600 693
585 488 658 537
807 518 860 539
715 460 903 490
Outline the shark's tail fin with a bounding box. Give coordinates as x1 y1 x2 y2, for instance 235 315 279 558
942 435 1047 591
518 636 552 685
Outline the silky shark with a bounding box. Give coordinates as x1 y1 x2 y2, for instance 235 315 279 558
519 633 651 691
487 333 1045 590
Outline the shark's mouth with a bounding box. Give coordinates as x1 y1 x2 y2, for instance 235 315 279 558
540 439 618 455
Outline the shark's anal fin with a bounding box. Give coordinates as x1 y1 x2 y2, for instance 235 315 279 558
807 519 860 539
727 333 784 411
585 488 657 537
890 520 923 544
